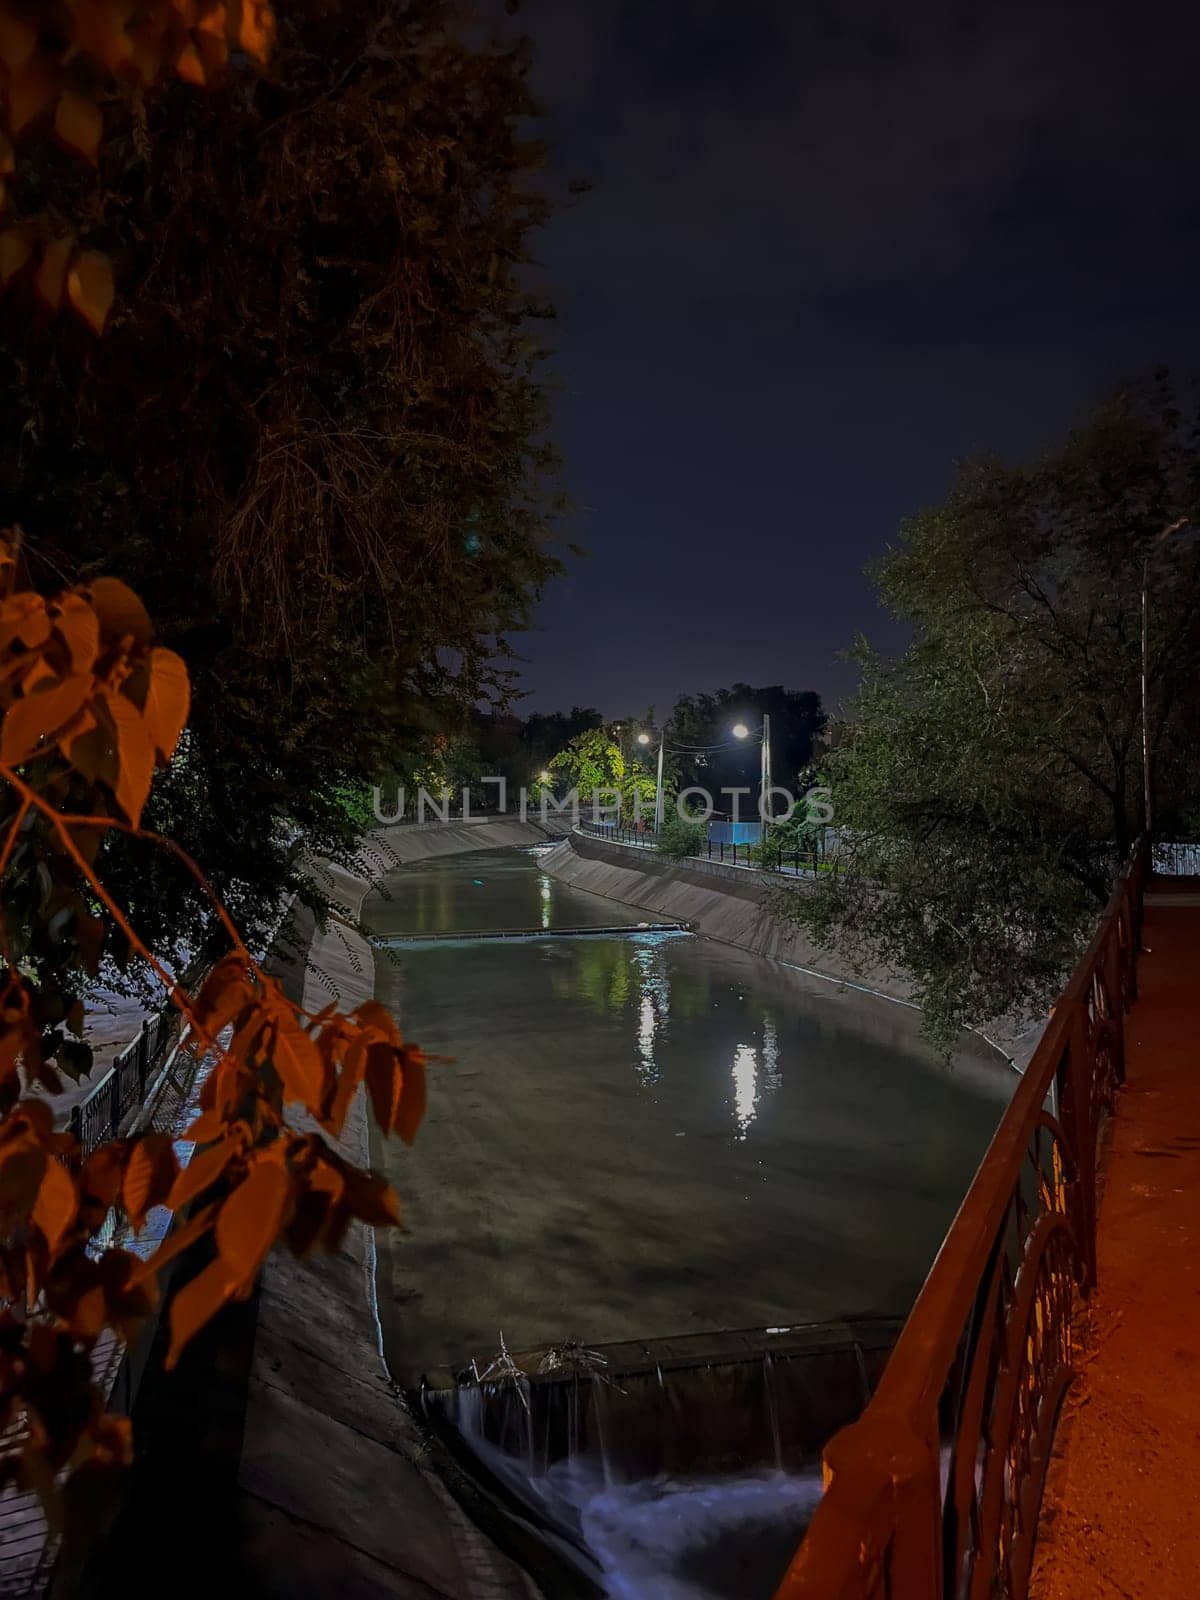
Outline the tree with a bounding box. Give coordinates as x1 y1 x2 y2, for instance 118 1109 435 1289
547 726 655 816
666 683 826 810
784 374 1200 1044
0 0 566 967
0 0 454 1538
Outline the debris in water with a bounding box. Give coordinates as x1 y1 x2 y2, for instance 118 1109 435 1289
538 1340 627 1393
477 1330 530 1411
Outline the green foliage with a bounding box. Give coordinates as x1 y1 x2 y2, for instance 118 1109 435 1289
0 0 565 966
784 374 1200 1046
656 815 707 859
746 817 823 869
548 728 624 796
546 725 656 817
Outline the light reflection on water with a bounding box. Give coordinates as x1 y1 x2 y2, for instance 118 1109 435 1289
731 1043 759 1138
368 847 1012 1374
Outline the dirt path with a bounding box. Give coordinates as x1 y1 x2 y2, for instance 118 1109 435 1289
1031 880 1200 1599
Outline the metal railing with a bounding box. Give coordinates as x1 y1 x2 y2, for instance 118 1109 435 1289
774 845 1148 1600
1153 839 1200 875
580 820 833 876
67 1011 171 1158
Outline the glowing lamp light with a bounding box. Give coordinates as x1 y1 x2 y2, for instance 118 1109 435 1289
637 732 651 746
538 770 551 782
731 722 750 739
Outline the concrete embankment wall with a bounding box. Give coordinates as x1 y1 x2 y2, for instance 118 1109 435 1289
353 814 571 866
542 830 1043 1068
541 829 915 1002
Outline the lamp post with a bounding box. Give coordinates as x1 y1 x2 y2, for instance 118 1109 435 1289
1141 517 1189 837
732 714 772 826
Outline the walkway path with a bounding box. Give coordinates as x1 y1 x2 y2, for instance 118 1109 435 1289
1031 877 1200 1600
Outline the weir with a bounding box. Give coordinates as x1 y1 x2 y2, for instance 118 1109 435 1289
419 1322 900 1599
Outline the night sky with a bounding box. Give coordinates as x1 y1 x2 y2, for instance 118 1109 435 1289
509 0 1200 720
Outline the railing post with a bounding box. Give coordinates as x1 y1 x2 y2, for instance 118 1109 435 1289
778 1412 944 1599
1103 931 1127 1084
109 1056 121 1140
1064 1004 1099 1292
69 1101 82 1158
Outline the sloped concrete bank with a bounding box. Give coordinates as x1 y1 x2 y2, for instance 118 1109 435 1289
540 831 1042 1068
540 829 914 1002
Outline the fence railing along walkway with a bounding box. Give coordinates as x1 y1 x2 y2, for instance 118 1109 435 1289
66 1010 172 1157
773 845 1148 1600
1 1004 195 1597
579 820 834 877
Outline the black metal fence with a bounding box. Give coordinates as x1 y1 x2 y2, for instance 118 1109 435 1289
68 1012 171 1158
580 821 833 877
1154 840 1200 875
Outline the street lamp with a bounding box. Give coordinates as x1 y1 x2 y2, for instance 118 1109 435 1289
731 716 772 825
538 770 551 783
637 732 651 746
1142 517 1190 835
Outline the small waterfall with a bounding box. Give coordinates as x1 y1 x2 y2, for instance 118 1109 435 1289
763 1352 784 1473
591 1373 615 1488
420 1322 898 1600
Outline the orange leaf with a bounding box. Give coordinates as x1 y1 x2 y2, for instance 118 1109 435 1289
343 1166 402 1228
235 0 274 62
167 1137 237 1210
0 591 50 650
166 1257 235 1368
66 251 115 333
51 594 101 674
0 227 32 285
103 689 155 823
71 0 137 75
34 236 74 312
0 13 37 73
182 1109 224 1144
88 576 151 646
193 953 254 1037
354 999 403 1046
174 41 206 85
31 1156 77 1253
129 1200 218 1285
364 1041 402 1134
0 672 92 765
324 1035 365 1136
214 1159 290 1290
54 90 103 164
122 1132 178 1229
270 1009 324 1108
82 1143 126 1209
9 57 62 134
144 647 189 761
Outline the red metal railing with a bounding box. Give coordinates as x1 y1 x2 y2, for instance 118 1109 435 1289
775 845 1148 1600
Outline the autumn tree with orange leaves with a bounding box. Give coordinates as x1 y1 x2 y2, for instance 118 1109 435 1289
0 0 429 1541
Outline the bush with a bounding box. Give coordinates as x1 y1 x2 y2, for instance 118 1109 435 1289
657 815 707 859
747 819 822 869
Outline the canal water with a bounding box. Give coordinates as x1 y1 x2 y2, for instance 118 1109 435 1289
361 844 1012 1597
